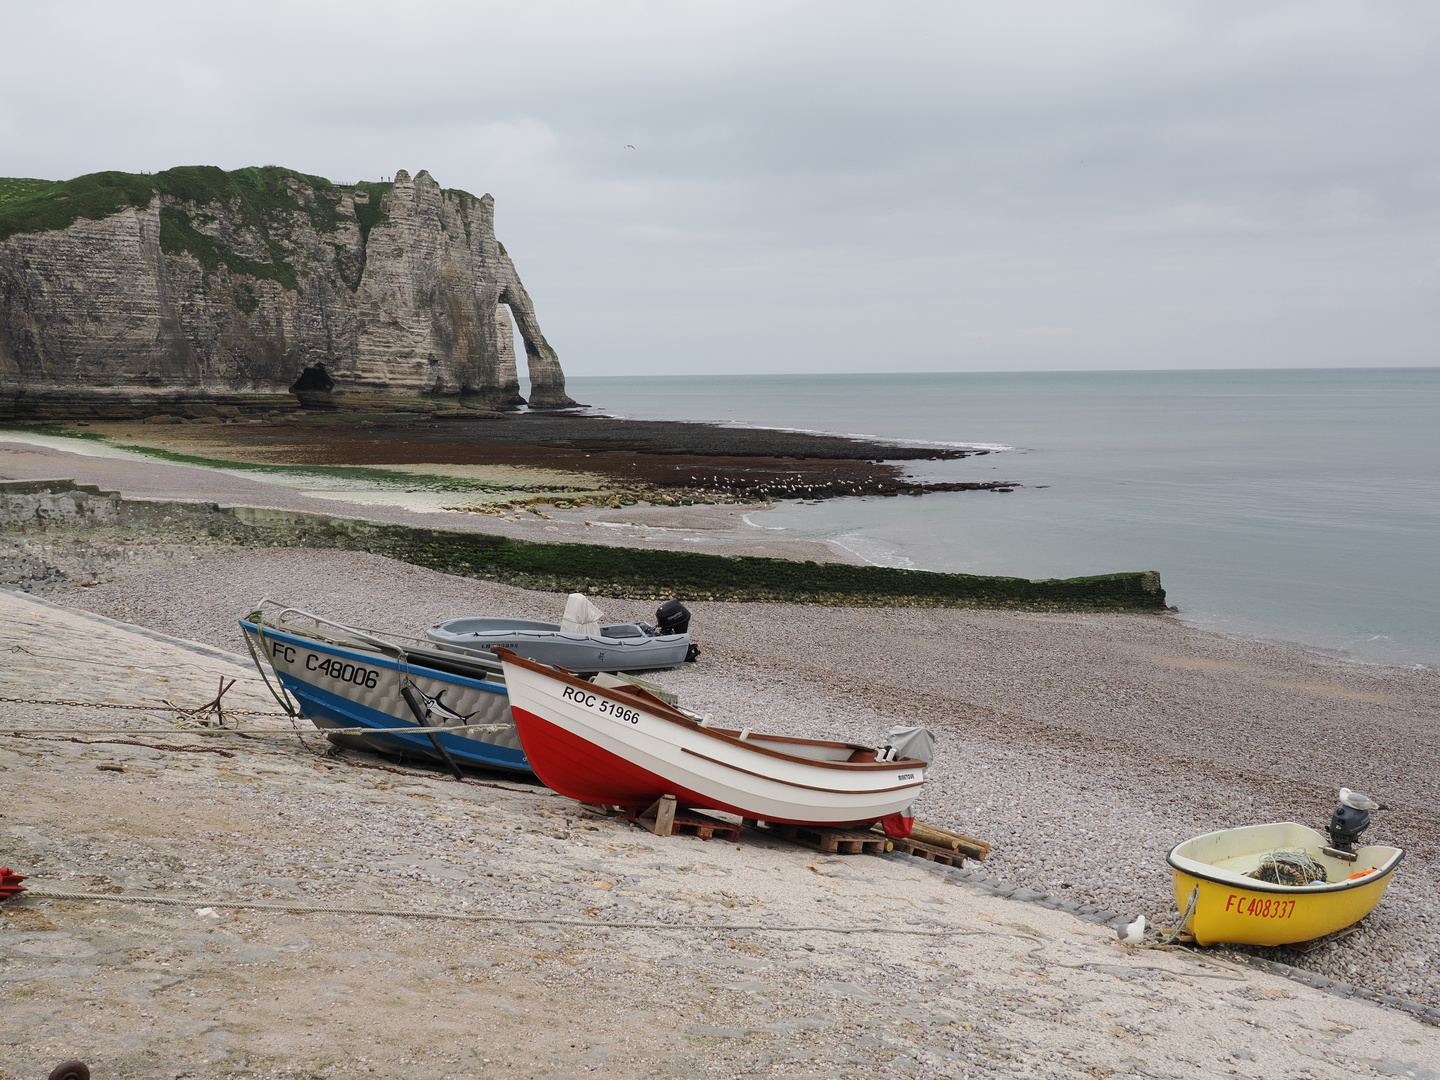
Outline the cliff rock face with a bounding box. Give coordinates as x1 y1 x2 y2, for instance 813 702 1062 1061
0 166 574 416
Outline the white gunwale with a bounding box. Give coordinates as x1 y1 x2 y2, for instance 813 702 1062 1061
1166 822 1405 895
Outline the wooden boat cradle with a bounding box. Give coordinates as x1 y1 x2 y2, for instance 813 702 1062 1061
606 792 983 864
756 821 893 855
885 834 967 866
622 795 742 841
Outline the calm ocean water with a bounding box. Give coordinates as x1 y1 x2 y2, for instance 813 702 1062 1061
543 370 1440 669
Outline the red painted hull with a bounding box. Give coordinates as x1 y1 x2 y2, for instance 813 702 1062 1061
512 705 874 826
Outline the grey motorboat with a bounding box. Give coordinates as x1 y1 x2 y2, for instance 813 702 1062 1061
426 594 697 673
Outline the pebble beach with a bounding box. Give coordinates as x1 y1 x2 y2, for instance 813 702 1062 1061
50 546 1440 999
3 581 1439 1080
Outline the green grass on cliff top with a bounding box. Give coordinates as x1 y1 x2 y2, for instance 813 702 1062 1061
0 166 472 249
0 178 58 206
0 166 320 243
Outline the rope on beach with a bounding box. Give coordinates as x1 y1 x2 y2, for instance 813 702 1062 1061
20 887 955 937
7 643 265 683
1130 885 1201 951
241 613 325 754
0 695 281 717
0 723 510 737
0 723 550 794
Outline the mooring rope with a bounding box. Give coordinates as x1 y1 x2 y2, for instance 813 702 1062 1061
0 695 274 714
241 612 301 719
21 887 951 937
0 723 510 736
6 642 264 682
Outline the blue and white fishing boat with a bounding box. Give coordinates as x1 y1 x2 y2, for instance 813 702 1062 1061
239 601 529 776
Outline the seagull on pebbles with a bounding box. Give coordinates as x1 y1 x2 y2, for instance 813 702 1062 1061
1117 915 1146 945
1339 787 1386 811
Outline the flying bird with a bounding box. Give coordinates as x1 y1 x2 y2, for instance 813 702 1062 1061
1116 915 1146 945
624 144 636 150
1339 787 1385 811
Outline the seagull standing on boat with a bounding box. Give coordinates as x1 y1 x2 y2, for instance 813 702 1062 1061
1117 915 1146 944
1339 787 1386 811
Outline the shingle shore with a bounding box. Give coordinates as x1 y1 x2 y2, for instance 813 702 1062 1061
7 532 1438 1007
3 585 1438 1079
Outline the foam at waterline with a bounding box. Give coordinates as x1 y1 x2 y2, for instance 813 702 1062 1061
710 420 1015 454
746 511 921 569
557 408 1015 455
826 531 917 570
741 513 785 531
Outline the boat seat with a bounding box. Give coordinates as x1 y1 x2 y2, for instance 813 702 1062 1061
602 682 681 712
599 624 645 639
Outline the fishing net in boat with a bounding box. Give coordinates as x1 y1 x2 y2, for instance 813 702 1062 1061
1246 850 1329 886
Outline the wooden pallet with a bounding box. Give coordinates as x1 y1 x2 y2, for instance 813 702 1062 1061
748 820 893 855
888 835 966 867
622 795 742 841
908 823 990 861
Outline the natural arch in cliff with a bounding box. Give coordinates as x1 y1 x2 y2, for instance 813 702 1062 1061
499 285 575 409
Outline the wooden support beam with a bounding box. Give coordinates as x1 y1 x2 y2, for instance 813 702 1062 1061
621 799 740 841
638 794 678 836
906 822 990 861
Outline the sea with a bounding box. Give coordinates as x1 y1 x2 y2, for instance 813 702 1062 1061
545 369 1440 670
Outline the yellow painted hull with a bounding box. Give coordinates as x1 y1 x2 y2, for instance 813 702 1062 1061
1167 822 1404 947
1172 867 1396 947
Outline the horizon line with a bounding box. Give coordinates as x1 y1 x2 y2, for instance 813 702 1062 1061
537 365 1440 380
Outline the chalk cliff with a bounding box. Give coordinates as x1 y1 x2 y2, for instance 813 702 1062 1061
0 166 575 417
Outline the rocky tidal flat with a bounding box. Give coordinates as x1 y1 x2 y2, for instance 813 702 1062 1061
18 408 1018 504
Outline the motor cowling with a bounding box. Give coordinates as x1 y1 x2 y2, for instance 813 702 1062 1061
654 599 691 636
1327 802 1370 851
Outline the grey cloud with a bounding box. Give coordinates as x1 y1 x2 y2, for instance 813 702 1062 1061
2 0 1437 373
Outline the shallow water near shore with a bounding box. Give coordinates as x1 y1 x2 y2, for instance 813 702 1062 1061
556 368 1440 669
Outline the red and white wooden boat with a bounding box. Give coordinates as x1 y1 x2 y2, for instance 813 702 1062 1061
496 649 928 826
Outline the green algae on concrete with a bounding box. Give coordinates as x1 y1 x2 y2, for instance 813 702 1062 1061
2 480 1169 612
227 507 1168 611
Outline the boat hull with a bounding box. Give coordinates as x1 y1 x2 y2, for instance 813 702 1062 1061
1171 868 1397 947
1167 822 1403 947
500 653 925 825
240 621 530 774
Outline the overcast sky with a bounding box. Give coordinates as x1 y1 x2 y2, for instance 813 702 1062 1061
3 1 1437 375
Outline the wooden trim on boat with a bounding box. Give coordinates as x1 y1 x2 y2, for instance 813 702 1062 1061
680 747 927 796
496 648 928 772
737 731 871 752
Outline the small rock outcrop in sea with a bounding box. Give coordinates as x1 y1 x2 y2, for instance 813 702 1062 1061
0 166 576 418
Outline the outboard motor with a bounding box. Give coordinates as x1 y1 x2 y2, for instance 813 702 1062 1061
1326 802 1370 852
654 599 691 636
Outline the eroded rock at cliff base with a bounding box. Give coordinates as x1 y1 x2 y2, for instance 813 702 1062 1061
0 165 577 418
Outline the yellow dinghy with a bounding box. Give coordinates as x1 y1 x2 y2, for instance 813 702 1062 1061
1167 822 1404 947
